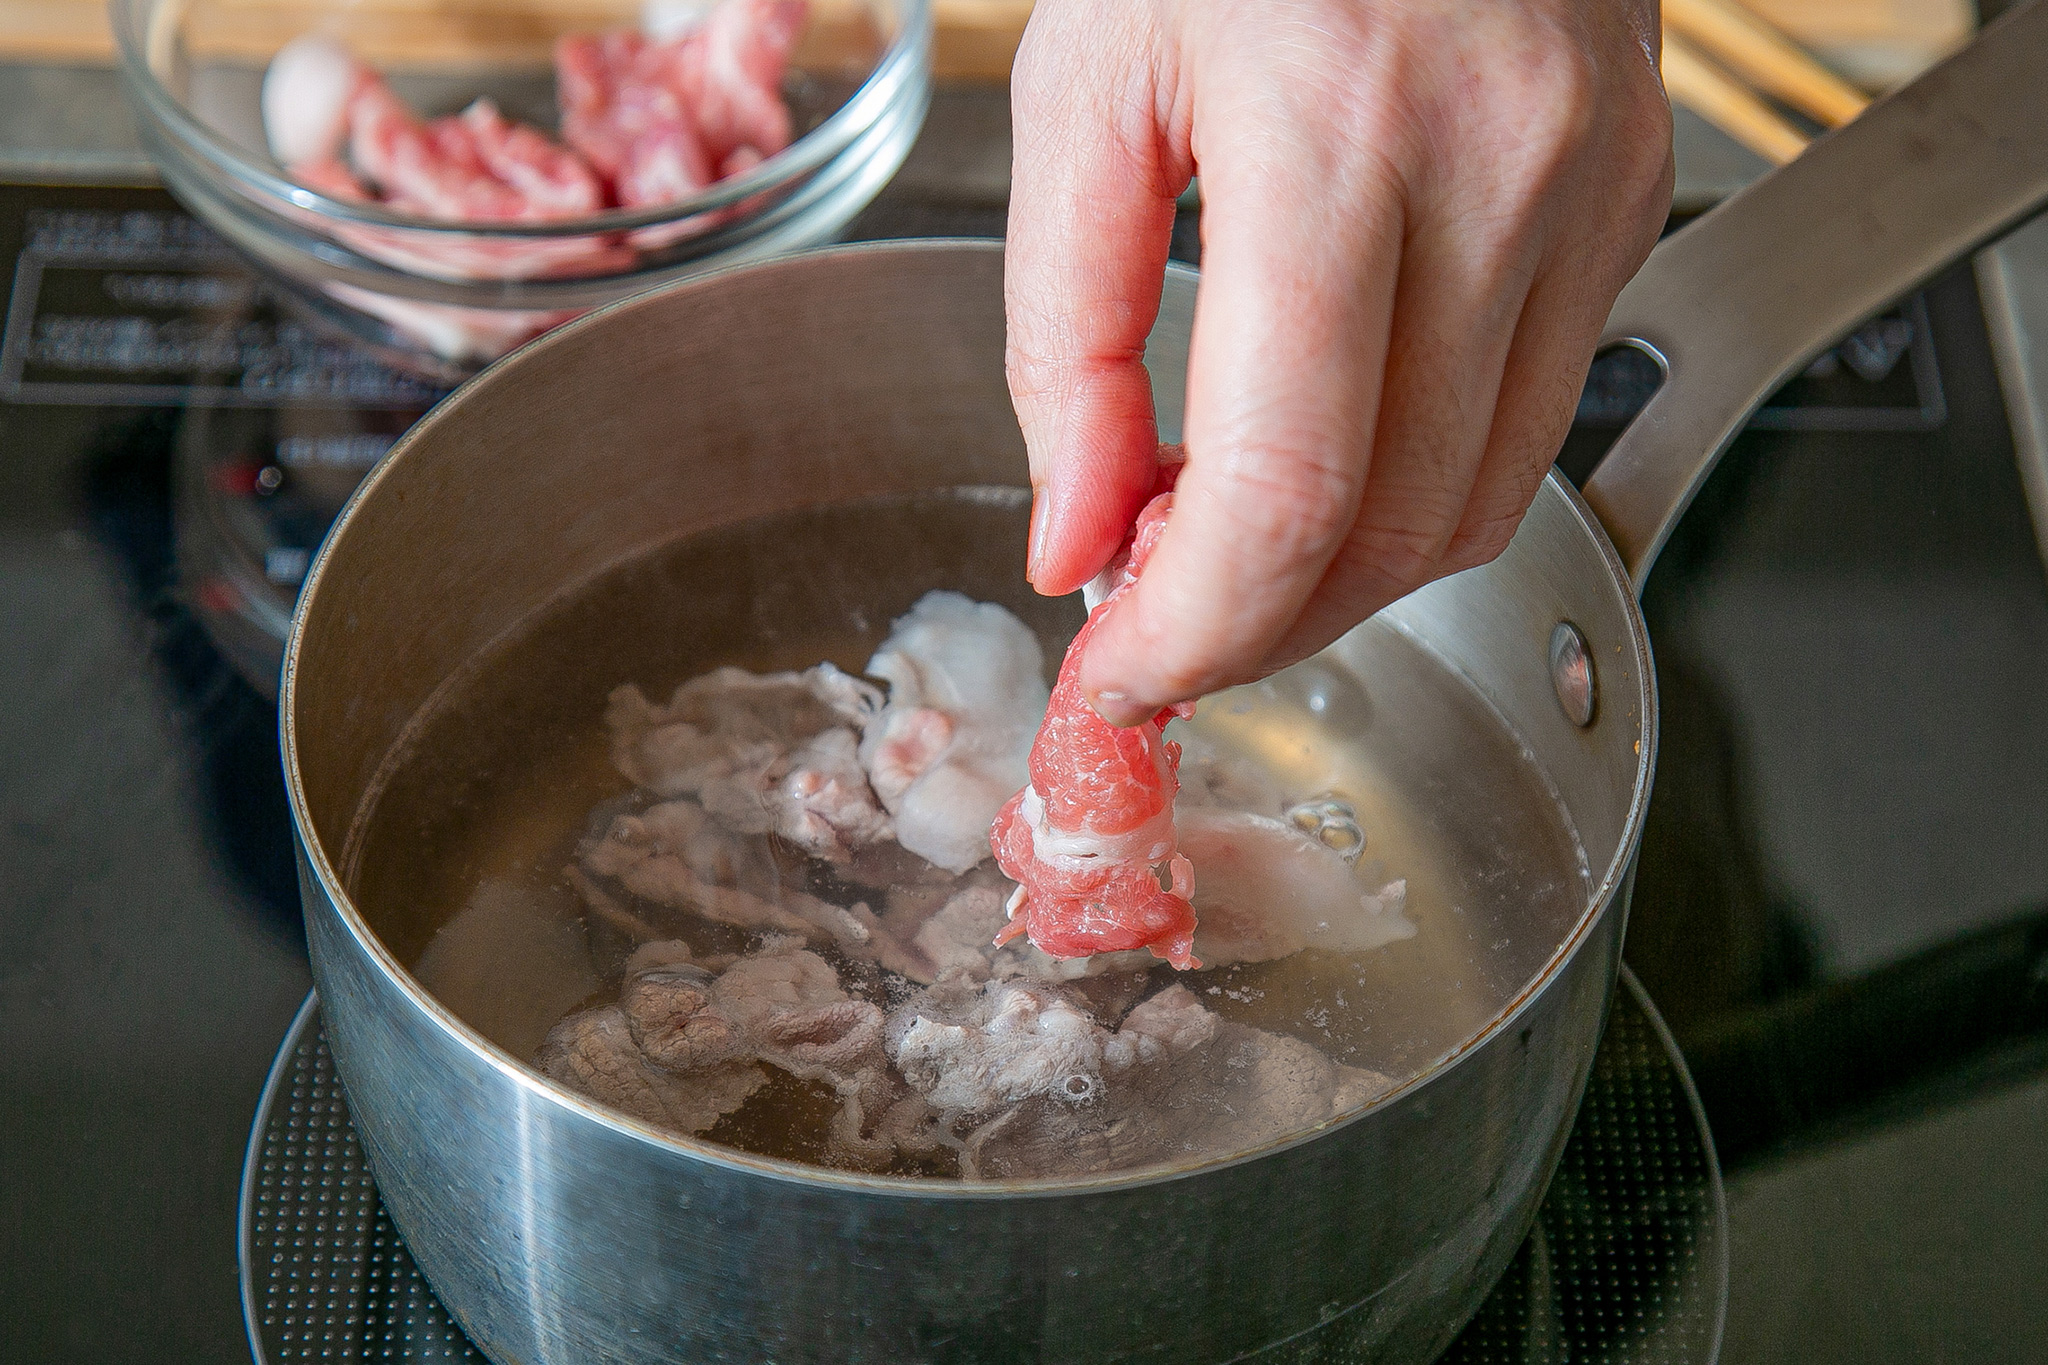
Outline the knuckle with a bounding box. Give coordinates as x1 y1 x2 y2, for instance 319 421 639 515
1442 448 1555 572
1210 443 1363 568
1353 520 1445 598
1498 450 1557 512
1615 91 1675 199
1313 507 1440 606
1444 507 1529 573
1004 353 1068 430
1005 338 1059 401
1010 0 1110 93
1336 468 1477 600
1512 50 1601 174
1339 94 1426 184
1536 44 1603 138
1005 338 1145 411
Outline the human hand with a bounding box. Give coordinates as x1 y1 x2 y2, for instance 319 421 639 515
1005 0 1673 724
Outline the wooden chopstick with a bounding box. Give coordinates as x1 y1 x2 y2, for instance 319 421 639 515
1663 0 1870 128
1661 29 1812 165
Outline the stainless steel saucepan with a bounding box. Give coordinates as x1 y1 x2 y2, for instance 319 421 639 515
281 7 2048 1362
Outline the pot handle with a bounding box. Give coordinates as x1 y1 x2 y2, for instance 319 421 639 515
1581 0 2048 591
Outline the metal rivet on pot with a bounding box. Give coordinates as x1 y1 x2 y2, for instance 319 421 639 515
1549 622 1596 727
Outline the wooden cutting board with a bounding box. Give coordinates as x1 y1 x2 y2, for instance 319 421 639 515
0 0 1969 84
0 0 1033 76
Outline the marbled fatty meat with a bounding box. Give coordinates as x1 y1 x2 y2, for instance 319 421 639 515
991 470 1202 969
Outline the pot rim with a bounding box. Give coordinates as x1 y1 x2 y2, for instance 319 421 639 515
280 237 1660 1200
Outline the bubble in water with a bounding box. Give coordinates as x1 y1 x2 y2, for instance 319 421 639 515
1286 796 1366 864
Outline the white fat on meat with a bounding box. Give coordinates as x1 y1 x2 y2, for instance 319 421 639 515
891 980 1112 1112
641 0 717 39
607 666 890 861
859 592 1049 874
1179 809 1416 968
1012 777 1177 868
262 34 365 166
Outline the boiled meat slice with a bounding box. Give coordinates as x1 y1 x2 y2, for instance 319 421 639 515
890 978 1114 1113
537 1001 764 1134
1178 810 1415 967
544 940 884 1132
906 884 1009 982
543 937 940 1168
578 798 925 977
583 798 817 935
622 938 876 1071
961 985 1393 1181
606 666 890 862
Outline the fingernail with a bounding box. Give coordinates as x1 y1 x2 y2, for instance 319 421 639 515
1026 488 1051 587
1089 688 1153 728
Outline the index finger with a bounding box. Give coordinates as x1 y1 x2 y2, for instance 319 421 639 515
1004 2 1190 596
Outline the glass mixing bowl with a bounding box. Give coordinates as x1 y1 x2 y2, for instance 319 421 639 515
112 0 933 381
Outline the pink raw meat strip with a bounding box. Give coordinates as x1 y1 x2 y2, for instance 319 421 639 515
989 451 1201 970
696 0 807 164
556 30 719 207
556 0 806 209
265 39 630 281
457 99 609 219
266 34 602 223
352 89 610 224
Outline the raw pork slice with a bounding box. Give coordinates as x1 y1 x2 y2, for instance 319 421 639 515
990 471 1200 968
